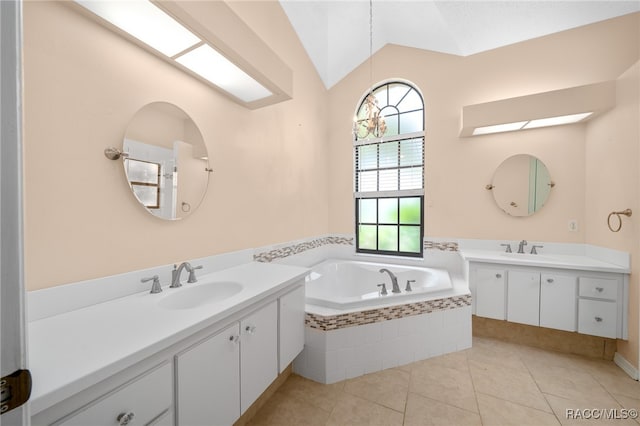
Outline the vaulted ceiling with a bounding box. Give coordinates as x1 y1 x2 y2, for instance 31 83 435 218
279 1 640 88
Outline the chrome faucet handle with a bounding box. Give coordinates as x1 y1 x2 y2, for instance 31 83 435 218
187 265 203 283
141 275 162 294
377 283 388 295
405 279 416 292
500 243 512 253
530 245 544 255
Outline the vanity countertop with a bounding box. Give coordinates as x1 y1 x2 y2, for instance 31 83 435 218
460 249 630 274
28 261 308 415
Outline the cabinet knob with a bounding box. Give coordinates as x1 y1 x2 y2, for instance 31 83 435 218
229 335 240 344
595 287 604 293
547 278 554 283
245 325 256 334
117 412 135 426
594 316 603 323
495 273 502 279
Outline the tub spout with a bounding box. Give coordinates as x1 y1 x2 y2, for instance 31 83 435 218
379 268 400 293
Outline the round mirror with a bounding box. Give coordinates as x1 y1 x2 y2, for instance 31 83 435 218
490 154 553 217
123 102 210 220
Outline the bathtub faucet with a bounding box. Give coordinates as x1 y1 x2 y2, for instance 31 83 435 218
379 268 401 293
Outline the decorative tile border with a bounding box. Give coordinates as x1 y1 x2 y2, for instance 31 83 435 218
306 294 471 331
253 236 353 263
254 235 459 263
424 241 459 251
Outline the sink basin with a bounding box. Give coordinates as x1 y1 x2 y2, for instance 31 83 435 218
500 253 554 262
158 281 243 310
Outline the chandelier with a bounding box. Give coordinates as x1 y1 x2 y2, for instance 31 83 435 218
354 0 386 140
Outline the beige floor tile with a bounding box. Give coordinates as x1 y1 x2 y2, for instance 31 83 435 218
408 350 470 373
469 361 552 412
611 393 640 425
403 392 482 426
529 364 620 406
278 374 345 413
325 393 404 426
477 392 561 426
410 364 478 413
544 392 638 425
594 372 640 400
342 368 409 412
247 391 331 426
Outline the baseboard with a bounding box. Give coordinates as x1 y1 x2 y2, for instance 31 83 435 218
614 352 639 380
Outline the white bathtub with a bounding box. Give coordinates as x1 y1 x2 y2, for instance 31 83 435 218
305 259 453 309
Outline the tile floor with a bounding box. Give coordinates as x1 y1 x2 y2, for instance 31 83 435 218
248 337 640 425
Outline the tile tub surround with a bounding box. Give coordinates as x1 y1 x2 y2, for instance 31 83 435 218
294 305 472 384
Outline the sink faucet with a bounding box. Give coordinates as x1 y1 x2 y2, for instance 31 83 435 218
170 262 193 288
517 240 528 254
379 268 400 293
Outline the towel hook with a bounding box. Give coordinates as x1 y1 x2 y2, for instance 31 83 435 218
607 208 632 232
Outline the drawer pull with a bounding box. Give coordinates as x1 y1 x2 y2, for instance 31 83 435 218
595 287 604 293
245 325 256 334
229 335 240 344
117 412 135 426
595 316 603 323
495 274 502 279
547 278 554 283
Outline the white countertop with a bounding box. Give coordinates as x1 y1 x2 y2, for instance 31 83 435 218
460 249 630 273
28 261 308 415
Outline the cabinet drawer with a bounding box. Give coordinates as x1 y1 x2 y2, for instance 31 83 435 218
579 277 618 301
58 363 172 426
578 299 617 338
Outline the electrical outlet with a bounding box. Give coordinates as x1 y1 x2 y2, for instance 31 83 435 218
568 220 579 232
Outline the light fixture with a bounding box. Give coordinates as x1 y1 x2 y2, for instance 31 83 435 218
354 0 386 139
471 112 593 136
74 0 271 104
472 121 528 136
522 112 593 130
175 44 272 103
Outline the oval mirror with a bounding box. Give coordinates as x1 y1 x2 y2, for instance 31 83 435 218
490 154 553 217
123 102 210 220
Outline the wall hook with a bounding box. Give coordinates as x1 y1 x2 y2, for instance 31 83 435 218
607 208 632 232
104 147 129 160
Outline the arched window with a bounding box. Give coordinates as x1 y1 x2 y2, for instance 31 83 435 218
354 81 424 257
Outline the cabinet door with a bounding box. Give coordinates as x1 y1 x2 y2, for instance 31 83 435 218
59 363 172 426
540 274 577 331
279 285 305 373
176 322 240 426
475 267 507 320
241 300 278 413
507 271 540 326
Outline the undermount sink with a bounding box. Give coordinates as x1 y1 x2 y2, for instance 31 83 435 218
158 281 243 310
500 253 554 261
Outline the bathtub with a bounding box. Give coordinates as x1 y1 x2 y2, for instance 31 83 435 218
305 258 453 310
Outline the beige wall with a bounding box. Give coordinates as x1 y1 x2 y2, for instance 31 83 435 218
23 1 329 290
585 62 640 369
328 13 639 242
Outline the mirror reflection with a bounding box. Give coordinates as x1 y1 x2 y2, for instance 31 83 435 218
491 154 552 217
123 102 210 220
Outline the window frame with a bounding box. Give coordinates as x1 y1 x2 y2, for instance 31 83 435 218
353 81 425 258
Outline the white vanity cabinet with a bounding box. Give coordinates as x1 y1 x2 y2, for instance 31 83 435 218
578 277 619 338
473 266 507 320
470 261 626 338
176 323 241 426
55 363 172 426
278 285 305 373
240 301 278 413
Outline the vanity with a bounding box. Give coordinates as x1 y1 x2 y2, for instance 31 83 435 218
462 246 629 339
29 261 307 426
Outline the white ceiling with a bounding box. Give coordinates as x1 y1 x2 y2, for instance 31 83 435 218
279 1 640 88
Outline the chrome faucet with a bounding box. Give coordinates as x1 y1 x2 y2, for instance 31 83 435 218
170 262 193 288
517 240 528 254
379 268 400 293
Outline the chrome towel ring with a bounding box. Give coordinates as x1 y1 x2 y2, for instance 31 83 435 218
607 208 632 232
